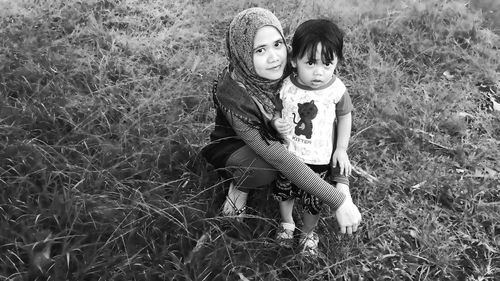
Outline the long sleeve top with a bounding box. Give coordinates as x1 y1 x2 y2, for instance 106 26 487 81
226 110 347 210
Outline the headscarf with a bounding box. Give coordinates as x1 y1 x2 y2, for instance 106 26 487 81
226 7 286 114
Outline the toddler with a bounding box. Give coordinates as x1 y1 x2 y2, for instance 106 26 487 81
271 19 354 256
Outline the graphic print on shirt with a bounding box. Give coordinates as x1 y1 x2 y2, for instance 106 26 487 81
292 100 318 139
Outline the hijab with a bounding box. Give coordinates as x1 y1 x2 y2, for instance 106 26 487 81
226 7 286 114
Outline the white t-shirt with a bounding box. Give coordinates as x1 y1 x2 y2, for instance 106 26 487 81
279 75 353 165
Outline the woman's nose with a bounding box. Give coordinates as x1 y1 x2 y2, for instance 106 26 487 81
267 49 279 62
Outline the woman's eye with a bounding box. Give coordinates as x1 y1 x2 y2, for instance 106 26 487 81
274 41 283 47
255 48 265 54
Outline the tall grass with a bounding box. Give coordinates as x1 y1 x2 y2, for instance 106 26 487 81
0 0 499 280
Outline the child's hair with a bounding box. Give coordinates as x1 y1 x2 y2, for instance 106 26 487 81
291 19 344 63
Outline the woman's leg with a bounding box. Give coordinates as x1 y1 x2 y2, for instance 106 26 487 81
222 145 277 215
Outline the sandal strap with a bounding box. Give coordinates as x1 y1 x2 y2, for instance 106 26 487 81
280 222 296 231
234 206 246 216
224 196 246 216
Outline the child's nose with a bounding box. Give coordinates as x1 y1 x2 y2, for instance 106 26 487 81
313 67 323 76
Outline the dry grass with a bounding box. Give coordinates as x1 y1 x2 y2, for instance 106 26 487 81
0 0 499 280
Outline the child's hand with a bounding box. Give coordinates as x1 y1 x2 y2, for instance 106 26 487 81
271 117 292 137
331 149 351 177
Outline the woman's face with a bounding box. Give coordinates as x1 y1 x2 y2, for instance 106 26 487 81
252 26 287 80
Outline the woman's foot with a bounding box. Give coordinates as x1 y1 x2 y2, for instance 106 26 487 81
222 182 248 218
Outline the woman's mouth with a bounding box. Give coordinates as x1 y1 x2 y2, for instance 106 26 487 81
268 64 281 71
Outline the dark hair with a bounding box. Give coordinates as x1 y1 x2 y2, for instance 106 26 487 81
291 19 344 63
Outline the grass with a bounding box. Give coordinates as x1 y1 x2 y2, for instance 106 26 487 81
0 0 499 280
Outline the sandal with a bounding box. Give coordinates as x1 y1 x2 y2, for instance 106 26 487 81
299 232 319 257
222 196 247 217
276 222 295 248
222 182 247 218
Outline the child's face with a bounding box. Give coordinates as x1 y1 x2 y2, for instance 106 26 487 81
292 43 338 89
253 26 287 80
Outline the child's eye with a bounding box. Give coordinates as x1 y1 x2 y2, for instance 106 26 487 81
325 60 337 67
306 61 315 66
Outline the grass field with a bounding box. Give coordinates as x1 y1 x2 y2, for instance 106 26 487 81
0 0 499 280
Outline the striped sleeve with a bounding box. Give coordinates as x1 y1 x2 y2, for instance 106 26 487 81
228 114 347 210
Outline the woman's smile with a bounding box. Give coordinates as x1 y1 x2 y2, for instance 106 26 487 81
268 64 283 71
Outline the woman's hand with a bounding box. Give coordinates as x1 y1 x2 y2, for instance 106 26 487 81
335 196 361 235
331 149 352 176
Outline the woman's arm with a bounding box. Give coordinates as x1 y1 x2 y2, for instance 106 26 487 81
228 114 347 210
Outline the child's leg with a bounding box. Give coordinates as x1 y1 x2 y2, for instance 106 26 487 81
298 165 328 255
299 166 327 233
273 172 296 224
273 173 296 244
279 199 294 224
302 211 320 234
300 192 322 234
299 192 322 255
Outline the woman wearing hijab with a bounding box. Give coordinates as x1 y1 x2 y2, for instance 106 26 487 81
202 7 361 235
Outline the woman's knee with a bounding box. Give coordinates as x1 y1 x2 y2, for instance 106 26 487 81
228 165 276 188
225 146 277 189
249 168 277 186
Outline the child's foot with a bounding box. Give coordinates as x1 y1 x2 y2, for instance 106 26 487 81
275 222 295 248
299 232 319 256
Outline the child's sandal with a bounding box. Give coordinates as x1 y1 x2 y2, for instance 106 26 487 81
276 222 295 248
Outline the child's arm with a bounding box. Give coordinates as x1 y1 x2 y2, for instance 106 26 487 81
331 112 352 176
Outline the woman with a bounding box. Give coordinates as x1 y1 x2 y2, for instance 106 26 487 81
202 7 361 235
